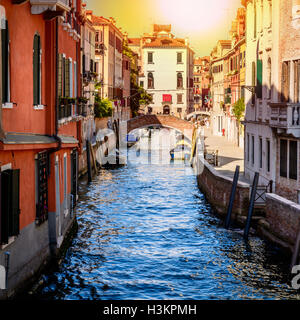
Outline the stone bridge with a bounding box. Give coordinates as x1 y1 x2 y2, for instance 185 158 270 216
125 115 194 141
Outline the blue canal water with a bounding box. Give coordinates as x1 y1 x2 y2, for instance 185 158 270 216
29 148 299 300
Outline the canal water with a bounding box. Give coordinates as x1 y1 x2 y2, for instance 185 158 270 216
27 130 299 300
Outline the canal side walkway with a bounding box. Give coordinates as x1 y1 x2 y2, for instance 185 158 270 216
203 128 250 184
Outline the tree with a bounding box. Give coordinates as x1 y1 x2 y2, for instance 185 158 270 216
232 97 245 147
130 83 153 117
94 97 113 118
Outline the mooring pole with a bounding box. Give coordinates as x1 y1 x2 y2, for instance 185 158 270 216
291 228 300 271
225 165 240 229
244 172 259 240
86 139 92 183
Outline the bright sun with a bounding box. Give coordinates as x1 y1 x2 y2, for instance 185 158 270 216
158 0 231 33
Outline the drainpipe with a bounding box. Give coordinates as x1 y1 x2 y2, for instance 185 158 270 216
49 16 62 154
0 27 4 140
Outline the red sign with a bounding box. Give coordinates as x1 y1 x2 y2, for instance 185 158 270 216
163 94 172 102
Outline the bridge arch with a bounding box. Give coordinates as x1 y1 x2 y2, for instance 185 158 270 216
125 115 194 141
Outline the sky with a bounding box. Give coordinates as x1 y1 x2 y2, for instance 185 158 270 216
85 0 242 57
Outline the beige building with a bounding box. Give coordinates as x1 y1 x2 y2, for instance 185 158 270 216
242 0 279 186
129 25 194 118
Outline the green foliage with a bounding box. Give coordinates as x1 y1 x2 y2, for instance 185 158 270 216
232 98 245 122
130 83 153 117
94 97 113 118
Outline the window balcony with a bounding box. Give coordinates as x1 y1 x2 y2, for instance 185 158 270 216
30 0 70 15
269 103 300 137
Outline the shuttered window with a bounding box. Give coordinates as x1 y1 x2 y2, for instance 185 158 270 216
289 140 298 180
69 59 73 98
280 139 288 178
281 61 290 102
251 61 256 104
1 19 9 104
33 34 41 105
35 152 49 225
256 59 263 99
58 54 63 97
65 58 70 97
294 60 300 103
0 169 20 245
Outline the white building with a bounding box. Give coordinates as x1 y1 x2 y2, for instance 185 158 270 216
243 0 279 186
136 25 194 119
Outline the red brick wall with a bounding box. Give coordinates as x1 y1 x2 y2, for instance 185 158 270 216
197 161 250 218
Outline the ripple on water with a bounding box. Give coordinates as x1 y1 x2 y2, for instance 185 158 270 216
30 148 299 300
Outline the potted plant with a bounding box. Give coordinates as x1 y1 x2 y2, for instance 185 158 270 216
59 96 69 105
77 96 88 104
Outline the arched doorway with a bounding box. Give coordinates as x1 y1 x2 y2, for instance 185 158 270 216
163 105 170 115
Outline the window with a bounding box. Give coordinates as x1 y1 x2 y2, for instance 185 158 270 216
1 16 10 104
95 31 99 43
177 52 183 64
177 94 183 104
148 73 154 89
267 58 272 99
148 52 153 64
294 60 300 103
177 72 183 88
147 107 152 114
280 139 288 178
64 57 70 97
252 61 256 104
259 137 262 169
256 59 263 99
281 61 290 102
252 135 255 165
266 139 270 172
140 81 144 88
70 149 78 209
69 59 73 98
74 62 77 103
247 134 250 162
35 152 49 225
289 140 298 180
280 139 298 180
177 108 182 113
109 31 114 47
0 169 20 244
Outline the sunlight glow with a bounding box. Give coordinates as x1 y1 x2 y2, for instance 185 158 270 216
158 0 231 33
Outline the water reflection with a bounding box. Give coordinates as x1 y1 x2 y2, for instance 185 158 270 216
24 129 300 300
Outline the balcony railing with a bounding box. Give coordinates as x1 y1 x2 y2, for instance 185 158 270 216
30 0 70 14
269 103 300 137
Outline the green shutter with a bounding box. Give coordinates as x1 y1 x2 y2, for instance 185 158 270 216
58 54 63 97
256 59 263 99
1 20 9 104
10 169 20 236
33 35 40 105
65 58 70 97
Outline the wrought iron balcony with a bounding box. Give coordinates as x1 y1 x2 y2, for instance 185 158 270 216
269 103 300 137
30 0 70 15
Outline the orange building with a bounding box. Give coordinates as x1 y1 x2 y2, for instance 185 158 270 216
0 0 83 298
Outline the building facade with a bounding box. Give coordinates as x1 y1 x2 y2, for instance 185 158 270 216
243 0 279 186
137 25 194 118
193 56 211 111
267 0 300 202
0 0 82 298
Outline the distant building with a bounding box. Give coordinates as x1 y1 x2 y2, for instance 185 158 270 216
193 56 211 111
130 25 194 118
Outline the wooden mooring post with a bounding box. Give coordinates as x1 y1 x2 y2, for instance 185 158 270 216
244 172 259 240
225 165 240 229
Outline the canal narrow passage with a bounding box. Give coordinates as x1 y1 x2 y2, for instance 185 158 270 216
29 137 298 300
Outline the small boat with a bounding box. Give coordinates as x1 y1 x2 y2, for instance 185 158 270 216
126 134 139 148
170 144 191 160
102 148 126 168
